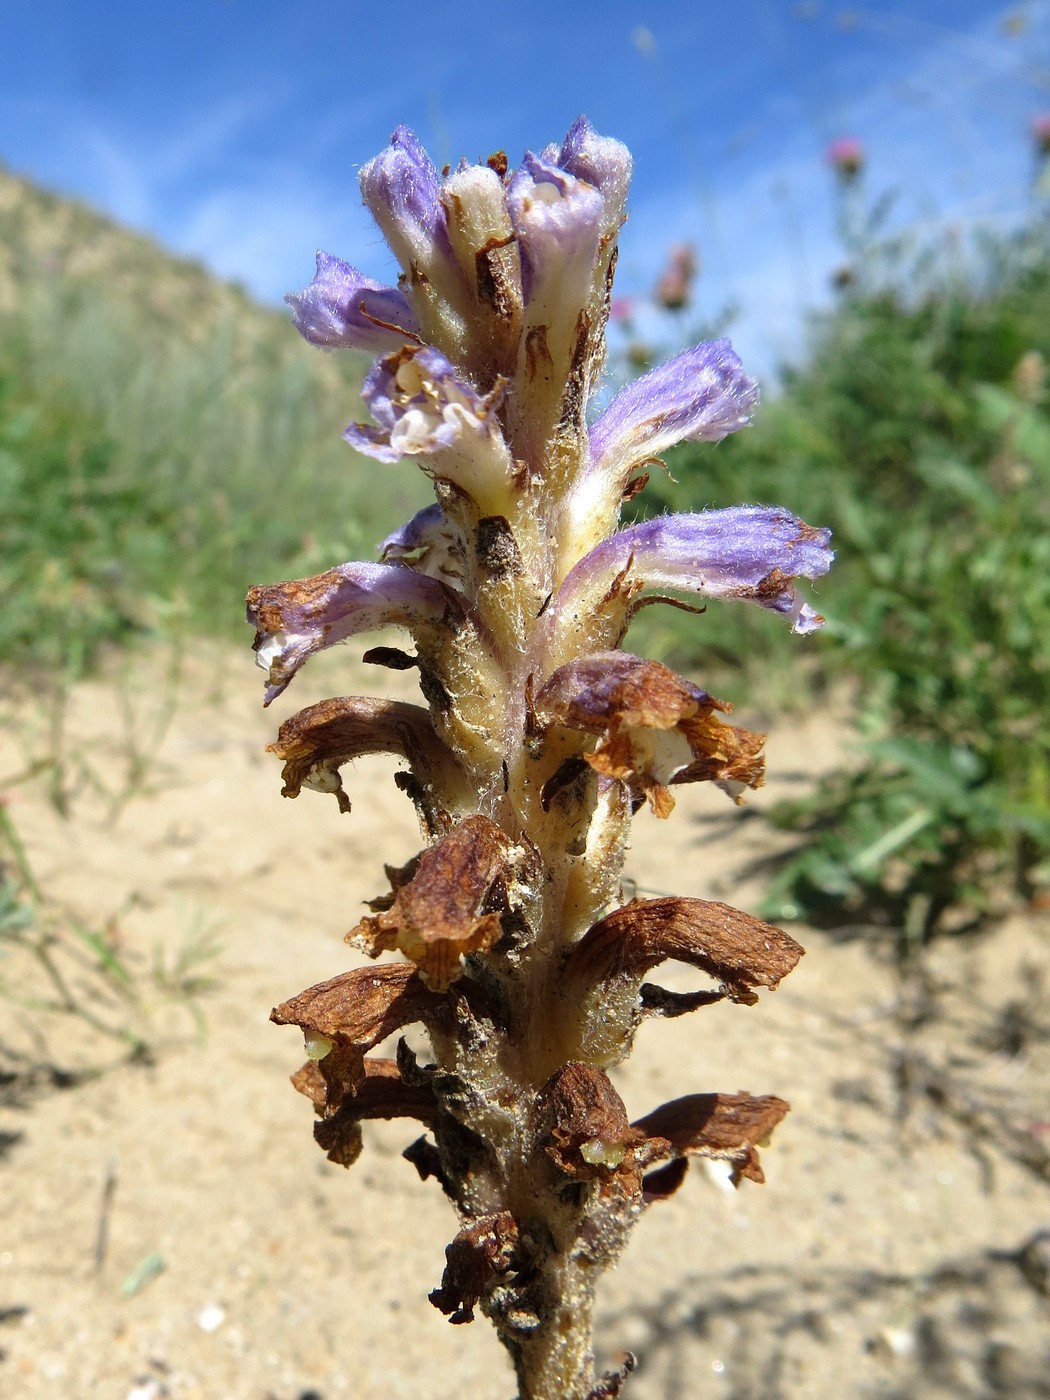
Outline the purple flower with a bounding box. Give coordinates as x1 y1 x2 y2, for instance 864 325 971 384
589 340 759 480
286 252 420 354
825 136 864 179
359 125 455 274
380 503 466 584
550 507 834 649
247 561 465 705
346 345 505 464
503 144 616 446
344 347 514 511
545 115 632 244
506 151 605 306
559 340 759 568
358 126 470 336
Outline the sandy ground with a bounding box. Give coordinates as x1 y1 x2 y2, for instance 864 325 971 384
1 643 1048 1400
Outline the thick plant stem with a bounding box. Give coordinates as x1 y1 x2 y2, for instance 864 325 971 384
505 1282 599 1400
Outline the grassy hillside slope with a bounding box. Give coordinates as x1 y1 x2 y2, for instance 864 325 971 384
0 166 427 673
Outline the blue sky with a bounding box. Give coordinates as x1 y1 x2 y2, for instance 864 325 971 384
2 1 1048 378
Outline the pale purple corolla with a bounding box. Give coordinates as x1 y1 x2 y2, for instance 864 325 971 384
590 341 759 476
345 345 504 463
558 341 760 567
549 507 833 653
359 125 456 281
546 115 633 243
286 252 420 354
379 503 465 584
506 151 605 305
345 344 514 509
247 561 467 705
503 126 630 449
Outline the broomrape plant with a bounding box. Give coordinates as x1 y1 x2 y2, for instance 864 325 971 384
249 119 832 1400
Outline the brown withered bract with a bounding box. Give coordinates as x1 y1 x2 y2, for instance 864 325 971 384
269 694 468 815
532 1063 650 1183
296 1058 437 1167
566 896 805 1008
271 963 451 1101
347 816 526 991
633 1091 791 1186
554 897 804 1077
535 652 766 814
429 1210 520 1324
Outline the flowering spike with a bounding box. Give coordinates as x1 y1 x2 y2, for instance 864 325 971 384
255 117 832 1400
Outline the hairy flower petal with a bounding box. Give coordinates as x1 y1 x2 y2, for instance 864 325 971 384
588 340 759 480
561 341 759 568
532 1063 647 1183
286 251 420 353
441 162 523 366
567 896 804 1006
507 152 605 306
505 151 608 449
429 1211 520 1324
550 507 833 656
247 561 465 705
551 116 632 244
359 125 455 280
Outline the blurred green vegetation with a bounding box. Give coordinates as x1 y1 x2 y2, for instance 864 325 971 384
639 222 1050 938
0 165 428 679
2 164 1048 940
